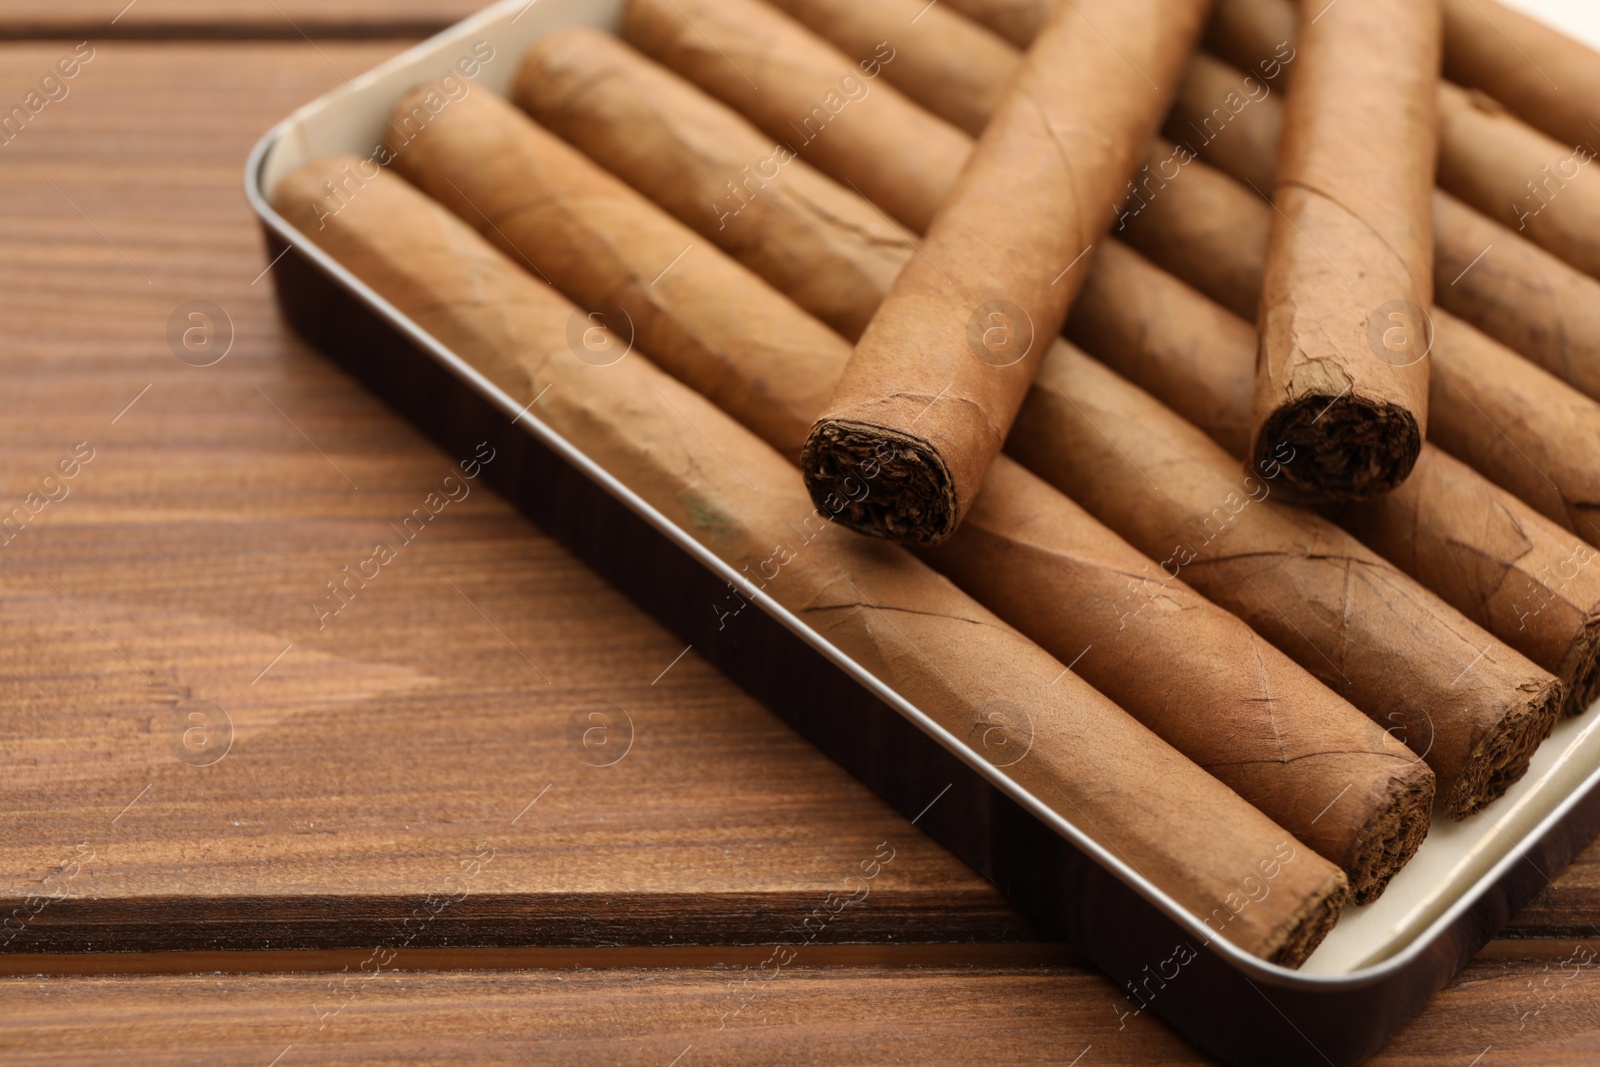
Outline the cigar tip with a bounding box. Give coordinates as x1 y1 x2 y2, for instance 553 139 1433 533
1344 759 1435 905
1266 867 1350 969
1559 617 1600 718
1445 674 1563 818
1253 395 1423 503
800 420 957 545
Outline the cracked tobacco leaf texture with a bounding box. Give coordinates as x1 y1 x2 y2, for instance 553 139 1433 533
1011 339 1559 819
1095 62 1600 722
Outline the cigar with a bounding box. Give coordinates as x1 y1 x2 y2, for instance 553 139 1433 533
1069 240 1600 718
1169 50 1600 409
762 0 1020 136
1120 69 1600 548
1427 315 1600 541
407 85 1433 898
803 0 1209 545
537 13 1565 813
1163 51 1285 192
1442 0 1600 154
1118 140 1272 323
626 0 1208 545
1210 0 1600 286
620 0 970 233
1432 190 1600 404
1247 0 1439 501
511 28 910 343
936 0 1048 48
1340 446 1600 719
274 156 1350 964
387 87 832 460
1436 81 1600 283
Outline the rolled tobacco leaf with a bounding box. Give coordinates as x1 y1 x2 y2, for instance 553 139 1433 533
794 0 1211 543
1248 0 1439 501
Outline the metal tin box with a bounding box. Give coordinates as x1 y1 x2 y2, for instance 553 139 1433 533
245 3 1600 1062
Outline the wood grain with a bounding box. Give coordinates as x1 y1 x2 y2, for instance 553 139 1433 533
0 3 478 39
5 954 1600 1065
2 19 1600 1067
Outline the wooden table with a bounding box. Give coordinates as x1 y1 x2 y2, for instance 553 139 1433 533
2 4 1600 1063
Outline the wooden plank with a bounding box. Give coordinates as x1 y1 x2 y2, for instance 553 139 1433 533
4 953 1600 1065
0 2 479 40
0 40 1028 956
1507 850 1600 938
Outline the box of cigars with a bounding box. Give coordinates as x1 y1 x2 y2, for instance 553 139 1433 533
245 0 1600 1062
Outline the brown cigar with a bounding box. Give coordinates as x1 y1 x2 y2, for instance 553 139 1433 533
627 0 1208 545
620 0 969 233
937 0 1048 47
512 28 910 343
503 45 1562 816
1432 190 1600 403
1119 139 1273 322
1428 315 1600 541
1339 445 1600 718
1205 0 1297 70
762 0 1020 136
802 0 1209 545
1170 50 1600 409
1247 0 1438 501
1210 0 1600 285
1069 240 1600 718
1122 71 1600 547
275 156 1349 964
407 85 1432 898
1441 0 1600 163
947 0 1440 502
1436 81 1600 282
514 27 908 343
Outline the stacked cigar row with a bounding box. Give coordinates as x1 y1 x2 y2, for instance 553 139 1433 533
273 0 1600 966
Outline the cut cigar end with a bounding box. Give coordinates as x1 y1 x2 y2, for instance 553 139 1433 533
801 420 958 545
1255 395 1423 503
1445 677 1563 818
1266 868 1349 969
1559 617 1600 718
1344 760 1435 906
